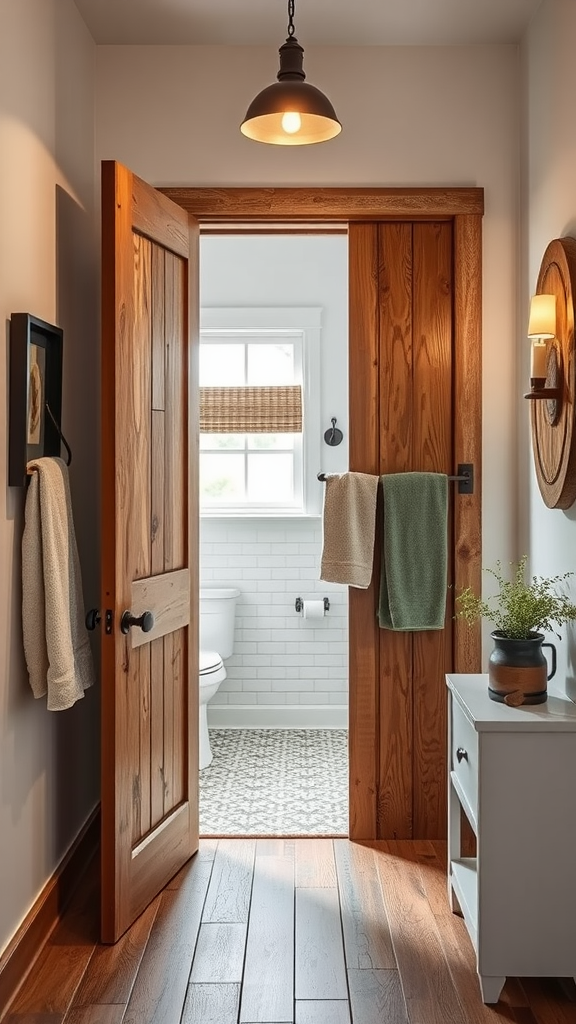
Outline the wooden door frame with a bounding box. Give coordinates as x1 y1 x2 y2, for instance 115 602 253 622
160 186 483 840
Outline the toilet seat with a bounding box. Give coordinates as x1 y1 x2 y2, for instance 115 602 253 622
199 649 226 687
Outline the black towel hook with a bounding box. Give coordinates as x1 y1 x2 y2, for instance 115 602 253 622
45 403 72 467
324 417 343 447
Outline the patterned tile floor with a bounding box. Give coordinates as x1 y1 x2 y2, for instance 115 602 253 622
199 729 349 836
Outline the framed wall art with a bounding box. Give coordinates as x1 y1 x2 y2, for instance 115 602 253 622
8 313 64 486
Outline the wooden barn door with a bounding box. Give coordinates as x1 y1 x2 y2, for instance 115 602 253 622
100 160 199 942
349 218 481 840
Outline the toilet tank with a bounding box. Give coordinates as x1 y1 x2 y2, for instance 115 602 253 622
199 587 240 660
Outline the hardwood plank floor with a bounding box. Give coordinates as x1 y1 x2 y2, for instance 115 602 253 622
4 840 576 1024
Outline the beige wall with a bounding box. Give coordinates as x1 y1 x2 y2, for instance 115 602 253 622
95 41 521 648
522 0 576 693
0 0 99 955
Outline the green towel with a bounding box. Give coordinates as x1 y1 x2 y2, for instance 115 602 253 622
378 472 448 631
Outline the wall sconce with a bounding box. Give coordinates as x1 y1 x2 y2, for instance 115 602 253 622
524 293 561 418
528 237 576 509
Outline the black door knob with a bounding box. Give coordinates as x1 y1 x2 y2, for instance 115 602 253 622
456 747 468 763
85 608 101 631
121 610 155 635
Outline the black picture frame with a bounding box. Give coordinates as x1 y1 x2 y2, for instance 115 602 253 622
9 313 64 486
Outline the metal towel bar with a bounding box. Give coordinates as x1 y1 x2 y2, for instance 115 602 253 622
317 463 474 495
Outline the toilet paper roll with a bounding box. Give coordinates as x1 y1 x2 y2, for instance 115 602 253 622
301 600 326 620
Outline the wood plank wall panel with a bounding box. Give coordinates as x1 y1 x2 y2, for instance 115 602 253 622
348 224 380 841
377 223 414 839
453 215 482 673
411 223 453 838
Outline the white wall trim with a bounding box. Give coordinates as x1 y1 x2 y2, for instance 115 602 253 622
208 704 348 729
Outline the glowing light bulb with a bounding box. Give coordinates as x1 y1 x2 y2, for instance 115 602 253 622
281 111 302 134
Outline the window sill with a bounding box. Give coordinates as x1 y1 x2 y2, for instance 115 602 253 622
200 511 322 521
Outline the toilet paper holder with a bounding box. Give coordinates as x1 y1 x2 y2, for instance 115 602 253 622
295 597 330 613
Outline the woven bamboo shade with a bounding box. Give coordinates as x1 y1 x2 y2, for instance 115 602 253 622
200 385 302 433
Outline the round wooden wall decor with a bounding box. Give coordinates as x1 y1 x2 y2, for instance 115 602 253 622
531 237 576 509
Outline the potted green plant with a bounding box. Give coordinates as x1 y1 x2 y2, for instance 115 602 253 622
455 557 576 705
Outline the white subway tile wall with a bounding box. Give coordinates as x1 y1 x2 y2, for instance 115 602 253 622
200 518 349 727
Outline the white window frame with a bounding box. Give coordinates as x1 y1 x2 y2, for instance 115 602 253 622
199 307 322 517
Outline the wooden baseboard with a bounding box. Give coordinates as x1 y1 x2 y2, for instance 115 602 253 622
0 804 100 1019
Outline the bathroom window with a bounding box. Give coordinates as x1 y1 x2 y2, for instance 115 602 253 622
199 308 321 515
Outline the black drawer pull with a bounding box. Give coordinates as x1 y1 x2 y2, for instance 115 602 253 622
456 747 468 764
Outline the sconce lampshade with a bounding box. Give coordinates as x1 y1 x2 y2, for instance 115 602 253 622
240 5 341 146
528 293 556 338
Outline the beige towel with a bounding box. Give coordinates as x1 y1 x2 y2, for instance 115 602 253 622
320 472 379 588
22 457 95 710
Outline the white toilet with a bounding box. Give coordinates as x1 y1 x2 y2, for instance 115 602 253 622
199 587 239 769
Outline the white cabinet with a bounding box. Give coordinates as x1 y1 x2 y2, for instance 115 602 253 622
446 673 576 1004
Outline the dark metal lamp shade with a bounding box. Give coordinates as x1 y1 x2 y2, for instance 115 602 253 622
240 35 341 146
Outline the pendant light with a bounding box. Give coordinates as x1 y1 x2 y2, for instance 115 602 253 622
240 0 342 146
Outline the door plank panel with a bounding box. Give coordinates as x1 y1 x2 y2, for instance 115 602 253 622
162 632 175 814
130 806 193 920
163 252 186 572
240 855 294 1024
138 648 152 839
150 411 165 575
412 222 453 839
151 246 166 412
129 646 144 846
149 638 165 829
377 222 414 839
348 223 379 841
333 839 395 969
295 887 348 1000
129 232 152 584
129 569 190 649
170 626 186 808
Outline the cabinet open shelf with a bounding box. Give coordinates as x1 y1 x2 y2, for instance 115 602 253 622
450 857 478 946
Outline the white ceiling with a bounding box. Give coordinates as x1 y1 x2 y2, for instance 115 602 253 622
73 0 542 47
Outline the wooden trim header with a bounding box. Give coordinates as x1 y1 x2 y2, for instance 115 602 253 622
159 186 484 223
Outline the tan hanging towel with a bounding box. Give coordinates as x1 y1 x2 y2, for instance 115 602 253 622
22 457 95 710
320 472 379 588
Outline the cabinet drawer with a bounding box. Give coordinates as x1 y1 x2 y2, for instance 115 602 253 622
451 699 479 823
